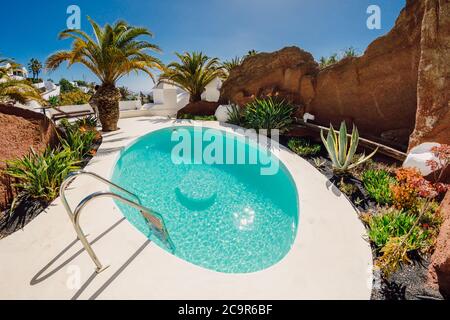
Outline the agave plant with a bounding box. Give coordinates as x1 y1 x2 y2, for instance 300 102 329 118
320 121 377 173
244 97 294 135
5 147 79 201
226 104 243 125
159 51 225 102
46 17 162 131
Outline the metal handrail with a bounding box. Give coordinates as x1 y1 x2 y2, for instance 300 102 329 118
59 170 174 273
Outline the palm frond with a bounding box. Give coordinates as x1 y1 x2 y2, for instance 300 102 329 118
46 17 162 86
159 51 224 102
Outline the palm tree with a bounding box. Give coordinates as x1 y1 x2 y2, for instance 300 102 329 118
0 56 15 80
28 58 43 81
46 17 163 131
222 56 244 75
159 52 224 103
0 56 44 105
0 80 44 105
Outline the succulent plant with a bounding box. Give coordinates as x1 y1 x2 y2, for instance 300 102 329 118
321 121 377 173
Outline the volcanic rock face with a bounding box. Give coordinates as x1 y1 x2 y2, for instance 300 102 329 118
220 47 319 108
177 101 220 117
0 105 58 210
409 0 450 150
428 191 450 298
219 0 450 150
306 0 424 147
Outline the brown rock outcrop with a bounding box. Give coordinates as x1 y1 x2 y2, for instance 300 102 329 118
428 191 450 298
409 0 450 150
306 0 425 147
219 0 449 150
177 101 220 118
220 47 319 108
0 104 58 210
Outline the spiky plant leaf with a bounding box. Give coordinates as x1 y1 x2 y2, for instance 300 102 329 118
338 121 348 164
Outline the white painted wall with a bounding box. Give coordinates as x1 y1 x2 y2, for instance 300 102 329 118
119 100 142 111
201 77 222 102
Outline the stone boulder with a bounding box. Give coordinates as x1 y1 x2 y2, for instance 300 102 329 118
306 0 425 148
403 142 441 176
215 105 235 122
428 191 450 298
220 47 319 108
409 0 450 150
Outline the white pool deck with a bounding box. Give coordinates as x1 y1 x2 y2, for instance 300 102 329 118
0 117 373 300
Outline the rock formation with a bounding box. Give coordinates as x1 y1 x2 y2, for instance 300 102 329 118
428 191 450 298
177 101 220 118
0 105 58 210
409 0 450 150
220 47 318 108
306 0 424 148
220 0 449 150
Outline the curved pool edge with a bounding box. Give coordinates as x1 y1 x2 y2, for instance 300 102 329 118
108 120 373 280
108 123 300 274
101 118 373 298
0 117 373 300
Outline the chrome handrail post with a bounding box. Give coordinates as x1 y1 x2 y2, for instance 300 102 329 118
59 171 174 273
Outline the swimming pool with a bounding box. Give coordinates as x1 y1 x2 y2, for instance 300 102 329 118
111 126 299 273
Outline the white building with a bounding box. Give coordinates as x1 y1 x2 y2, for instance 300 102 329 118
35 81 61 100
70 81 90 94
0 63 28 82
142 78 222 117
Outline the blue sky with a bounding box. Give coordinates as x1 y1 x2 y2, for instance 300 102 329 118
1 0 405 92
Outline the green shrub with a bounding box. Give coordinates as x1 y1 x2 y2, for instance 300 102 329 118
59 78 76 93
367 208 434 251
319 53 338 69
338 178 359 197
178 114 217 121
61 125 98 161
243 97 294 135
226 104 243 126
288 138 321 157
362 170 396 205
4 147 79 201
351 158 397 180
59 90 91 105
48 95 59 107
75 116 98 129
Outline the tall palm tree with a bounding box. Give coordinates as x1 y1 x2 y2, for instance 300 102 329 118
28 58 43 81
159 52 224 103
46 17 163 131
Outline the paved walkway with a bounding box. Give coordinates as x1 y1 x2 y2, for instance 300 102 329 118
0 117 373 300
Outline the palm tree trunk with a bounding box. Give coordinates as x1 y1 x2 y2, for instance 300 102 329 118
190 92 202 103
90 84 121 132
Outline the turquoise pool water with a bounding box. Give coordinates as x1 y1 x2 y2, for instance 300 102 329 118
111 126 299 273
